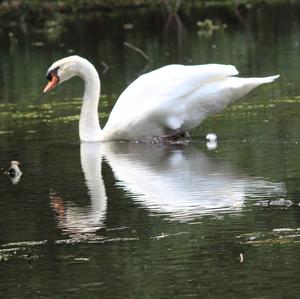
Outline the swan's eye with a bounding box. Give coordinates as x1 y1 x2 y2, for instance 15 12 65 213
46 67 60 81
46 73 52 81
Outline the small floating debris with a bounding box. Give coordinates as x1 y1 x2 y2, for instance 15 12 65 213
0 131 14 135
123 23 134 30
206 133 217 142
197 19 227 37
240 253 244 263
74 257 91 262
26 130 37 134
151 232 188 240
31 41 44 47
26 251 39 263
206 133 218 150
238 227 300 246
0 253 10 262
255 199 293 207
273 228 300 233
152 233 168 240
206 140 217 150
5 161 22 184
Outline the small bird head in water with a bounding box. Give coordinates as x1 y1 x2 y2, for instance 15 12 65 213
5 161 22 184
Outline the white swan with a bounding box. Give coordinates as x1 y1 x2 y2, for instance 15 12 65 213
43 55 279 142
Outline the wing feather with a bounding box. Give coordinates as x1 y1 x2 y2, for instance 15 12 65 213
108 64 238 117
104 64 239 138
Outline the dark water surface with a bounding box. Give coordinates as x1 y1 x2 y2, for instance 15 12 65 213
1 3 300 298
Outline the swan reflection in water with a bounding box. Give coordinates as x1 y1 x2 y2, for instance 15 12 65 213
51 142 286 238
50 143 107 239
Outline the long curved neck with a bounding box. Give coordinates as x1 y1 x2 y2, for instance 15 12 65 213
78 59 102 142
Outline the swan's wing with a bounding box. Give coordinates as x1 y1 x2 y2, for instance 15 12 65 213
114 64 239 109
103 64 238 138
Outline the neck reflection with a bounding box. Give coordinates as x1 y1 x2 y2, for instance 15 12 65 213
50 142 107 239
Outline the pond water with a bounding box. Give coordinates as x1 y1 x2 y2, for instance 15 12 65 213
1 2 300 297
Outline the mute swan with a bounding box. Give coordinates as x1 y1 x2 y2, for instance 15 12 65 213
43 55 279 142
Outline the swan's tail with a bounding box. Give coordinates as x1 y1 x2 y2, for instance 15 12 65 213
245 74 280 90
258 74 280 83
225 74 280 101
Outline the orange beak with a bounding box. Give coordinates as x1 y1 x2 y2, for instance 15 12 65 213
43 74 59 93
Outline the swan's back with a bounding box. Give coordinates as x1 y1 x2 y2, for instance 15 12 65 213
102 64 278 141
112 64 239 109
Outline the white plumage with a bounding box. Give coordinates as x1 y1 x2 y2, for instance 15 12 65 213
44 56 279 142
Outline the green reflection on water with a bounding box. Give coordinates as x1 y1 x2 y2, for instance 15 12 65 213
0 2 300 298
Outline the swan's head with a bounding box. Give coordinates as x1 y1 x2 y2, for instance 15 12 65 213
43 55 85 93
